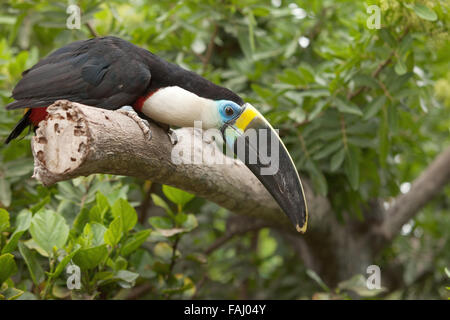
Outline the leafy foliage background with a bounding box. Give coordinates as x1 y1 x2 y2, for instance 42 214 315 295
0 0 448 299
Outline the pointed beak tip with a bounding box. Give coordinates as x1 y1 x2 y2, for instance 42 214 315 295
296 222 307 234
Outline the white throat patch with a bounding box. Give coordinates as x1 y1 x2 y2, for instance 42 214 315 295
141 86 220 129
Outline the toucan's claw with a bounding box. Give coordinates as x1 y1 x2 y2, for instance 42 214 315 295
117 105 152 141
167 128 178 145
149 119 178 145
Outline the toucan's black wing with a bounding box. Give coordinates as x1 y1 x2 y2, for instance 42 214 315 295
6 37 151 110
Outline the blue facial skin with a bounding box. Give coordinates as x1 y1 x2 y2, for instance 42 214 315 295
216 100 243 149
216 100 242 125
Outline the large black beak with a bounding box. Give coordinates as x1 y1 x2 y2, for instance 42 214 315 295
222 103 308 232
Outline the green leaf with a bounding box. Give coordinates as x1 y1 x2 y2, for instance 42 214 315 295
2 231 25 254
247 10 256 54
96 192 110 213
313 140 343 160
306 269 330 292
4 158 33 178
0 208 10 232
154 242 174 262
155 228 185 237
251 84 273 100
379 29 396 48
89 206 103 224
353 74 379 89
18 242 44 286
111 198 137 233
394 58 407 75
237 29 252 60
30 196 50 214
121 230 151 257
330 148 346 171
378 109 389 166
89 192 109 223
181 214 198 231
335 98 363 116
309 100 328 120
284 38 298 59
257 229 277 259
363 96 386 120
15 209 33 231
387 104 398 134
388 72 413 92
1 287 24 300
298 66 315 83
29 210 69 255
94 271 115 285
344 147 360 190
73 244 108 270
129 250 156 279
305 161 328 196
73 207 90 235
113 256 128 271
151 194 174 216
278 69 304 86
23 239 48 257
49 246 81 279
445 268 450 278
0 178 12 207
413 4 437 21
90 223 107 246
399 34 413 55
104 217 123 247
2 210 31 253
79 222 106 248
0 16 16 24
162 185 195 208
288 108 306 123
115 270 139 288
338 274 386 297
149 216 173 229
0 253 17 286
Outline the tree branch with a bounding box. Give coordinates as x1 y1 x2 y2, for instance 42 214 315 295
31 100 329 231
347 27 409 101
201 23 218 74
204 216 270 255
378 146 450 241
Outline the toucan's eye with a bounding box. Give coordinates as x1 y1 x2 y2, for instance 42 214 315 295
225 106 234 116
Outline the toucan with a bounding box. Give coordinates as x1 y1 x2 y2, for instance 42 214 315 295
4 36 308 232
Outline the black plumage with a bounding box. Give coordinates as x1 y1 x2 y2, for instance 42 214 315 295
6 36 242 111
7 37 151 110
5 36 242 143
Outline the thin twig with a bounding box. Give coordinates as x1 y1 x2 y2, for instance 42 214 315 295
126 283 152 300
166 235 181 280
347 27 410 101
201 23 218 74
205 218 269 255
85 21 99 38
191 274 208 300
138 181 157 224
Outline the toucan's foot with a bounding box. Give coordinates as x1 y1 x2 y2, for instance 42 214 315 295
167 128 178 145
151 120 178 145
117 105 152 141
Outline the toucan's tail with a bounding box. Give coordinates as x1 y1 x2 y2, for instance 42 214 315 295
5 109 32 144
